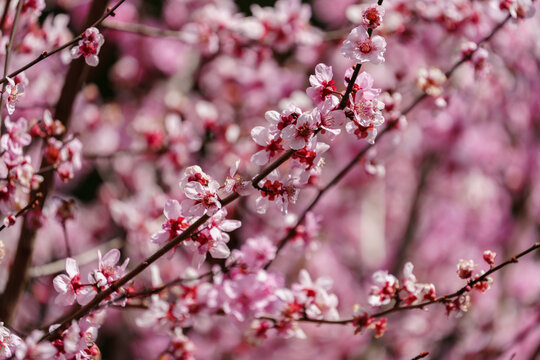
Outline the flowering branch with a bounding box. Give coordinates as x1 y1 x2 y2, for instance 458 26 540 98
265 10 517 269
262 242 540 325
0 0 126 87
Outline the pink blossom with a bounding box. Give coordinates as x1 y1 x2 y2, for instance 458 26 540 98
306 63 337 104
368 270 398 307
15 330 57 360
71 27 104 67
281 110 319 150
89 249 129 290
483 250 497 266
341 26 386 64
456 259 476 279
316 97 345 139
1 117 31 155
53 258 93 306
250 126 284 165
417 67 447 96
3 77 25 115
182 179 221 216
185 208 241 267
151 199 190 245
255 170 298 214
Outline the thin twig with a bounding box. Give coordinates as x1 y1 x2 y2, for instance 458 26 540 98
0 0 127 87
102 20 190 40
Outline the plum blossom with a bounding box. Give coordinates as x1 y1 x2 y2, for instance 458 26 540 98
400 262 437 305
281 110 319 150
342 70 385 144
472 271 494 293
14 330 57 360
53 258 93 306
316 97 346 139
417 67 447 96
227 236 276 272
306 63 337 104
184 208 241 267
89 249 129 291
456 259 476 279
3 76 25 115
263 106 303 134
368 270 398 307
250 126 284 166
151 199 190 245
500 0 536 18
179 165 211 189
292 269 340 320
58 138 83 182
0 323 22 359
71 27 104 67
483 250 497 266
341 26 386 64
1 117 31 155
182 179 221 216
352 305 375 334
255 170 298 214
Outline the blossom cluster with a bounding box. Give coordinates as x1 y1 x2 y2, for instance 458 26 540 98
0 0 538 359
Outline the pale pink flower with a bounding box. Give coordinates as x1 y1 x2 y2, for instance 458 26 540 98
368 270 398 307
53 258 93 306
0 322 22 359
483 250 497 266
316 96 345 139
15 330 57 360
255 170 298 214
293 269 340 320
281 110 319 150
71 27 104 67
151 199 189 245
417 67 447 96
229 236 276 272
472 271 494 293
306 63 337 104
264 106 303 134
503 0 536 18
456 259 476 279
250 126 284 165
185 208 240 267
57 138 83 181
341 26 386 64
1 117 31 155
179 165 211 189
182 179 221 216
4 77 25 115
89 249 129 289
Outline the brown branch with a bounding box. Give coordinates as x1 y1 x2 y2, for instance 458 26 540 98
262 242 540 325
